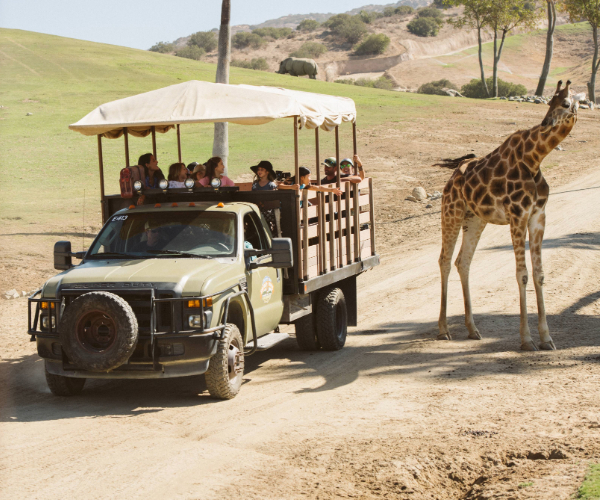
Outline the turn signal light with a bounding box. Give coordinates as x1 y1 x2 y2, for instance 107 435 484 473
154 203 161 208
217 202 224 208
171 203 178 207
129 205 135 209
41 302 55 310
186 298 212 308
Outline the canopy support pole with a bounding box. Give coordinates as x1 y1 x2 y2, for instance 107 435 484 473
335 125 342 268
315 127 323 275
315 128 320 184
123 127 130 167
293 117 301 283
177 124 182 163
151 126 157 159
97 135 106 223
352 121 358 175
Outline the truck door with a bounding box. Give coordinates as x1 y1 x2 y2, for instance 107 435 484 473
243 211 283 336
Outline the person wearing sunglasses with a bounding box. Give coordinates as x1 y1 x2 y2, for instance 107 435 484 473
320 156 363 185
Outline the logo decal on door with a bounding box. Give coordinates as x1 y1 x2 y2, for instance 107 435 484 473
260 276 274 304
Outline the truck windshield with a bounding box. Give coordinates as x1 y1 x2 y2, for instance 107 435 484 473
87 211 237 259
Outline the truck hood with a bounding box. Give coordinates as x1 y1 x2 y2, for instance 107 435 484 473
43 258 241 297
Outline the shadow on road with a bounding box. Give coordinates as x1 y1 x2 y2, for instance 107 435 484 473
482 231 600 252
1 290 598 422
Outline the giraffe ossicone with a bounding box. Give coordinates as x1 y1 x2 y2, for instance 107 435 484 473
437 80 578 351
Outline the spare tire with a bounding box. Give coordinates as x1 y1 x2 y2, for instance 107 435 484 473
59 291 138 372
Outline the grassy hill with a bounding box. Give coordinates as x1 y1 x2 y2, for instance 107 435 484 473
0 28 446 226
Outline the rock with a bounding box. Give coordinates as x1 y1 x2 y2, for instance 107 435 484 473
590 102 595 110
534 99 543 104
555 145 564 151
4 289 20 300
580 104 589 109
26 112 33 116
549 449 569 460
500 96 507 100
405 196 417 202
412 187 427 201
426 204 433 209
442 88 464 98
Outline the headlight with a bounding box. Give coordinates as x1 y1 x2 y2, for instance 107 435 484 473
159 179 169 190
188 315 202 328
210 178 221 189
42 316 56 329
133 180 143 192
184 178 195 189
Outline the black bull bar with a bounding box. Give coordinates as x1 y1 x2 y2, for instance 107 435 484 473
28 283 259 357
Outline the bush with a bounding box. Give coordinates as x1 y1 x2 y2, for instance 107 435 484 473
290 42 328 59
149 41 174 53
407 17 440 36
335 75 394 90
418 79 459 96
231 58 269 71
417 7 444 20
395 6 414 15
297 19 320 31
252 27 292 39
232 32 266 50
358 10 379 24
324 14 367 44
175 45 205 60
383 6 396 17
461 78 528 99
354 34 390 55
188 31 217 52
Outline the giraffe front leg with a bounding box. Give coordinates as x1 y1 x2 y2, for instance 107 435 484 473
510 217 536 351
455 213 487 340
528 210 554 350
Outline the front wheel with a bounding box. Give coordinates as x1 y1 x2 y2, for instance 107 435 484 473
205 324 244 400
316 288 347 351
45 368 86 396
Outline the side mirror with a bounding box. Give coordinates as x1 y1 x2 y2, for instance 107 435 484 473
54 241 73 270
269 238 293 268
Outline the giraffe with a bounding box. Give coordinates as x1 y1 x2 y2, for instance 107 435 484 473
437 80 578 351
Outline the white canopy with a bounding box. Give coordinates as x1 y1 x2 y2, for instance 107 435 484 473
69 81 357 138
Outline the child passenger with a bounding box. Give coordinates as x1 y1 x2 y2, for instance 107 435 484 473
167 162 188 188
251 161 278 191
198 157 235 187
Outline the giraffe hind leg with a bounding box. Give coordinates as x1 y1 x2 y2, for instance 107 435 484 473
438 204 463 341
455 212 487 340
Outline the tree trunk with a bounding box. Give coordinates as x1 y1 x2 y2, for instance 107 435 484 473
535 1 556 97
492 30 498 97
213 0 231 173
478 26 490 97
589 24 599 105
493 30 507 98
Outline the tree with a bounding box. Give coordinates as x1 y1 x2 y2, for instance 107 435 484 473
175 45 205 60
297 19 320 31
324 14 368 44
354 34 391 55
487 0 541 97
535 1 558 96
407 17 441 36
149 41 174 53
444 0 492 97
213 0 230 172
560 0 600 103
289 42 328 58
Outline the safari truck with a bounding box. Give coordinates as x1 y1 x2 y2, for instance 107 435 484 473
27 81 379 399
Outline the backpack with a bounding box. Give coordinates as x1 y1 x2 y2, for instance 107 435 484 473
119 165 145 198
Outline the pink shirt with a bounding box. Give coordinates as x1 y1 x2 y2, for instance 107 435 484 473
198 176 235 187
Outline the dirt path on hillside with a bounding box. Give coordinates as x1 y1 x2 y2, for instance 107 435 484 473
1 158 599 499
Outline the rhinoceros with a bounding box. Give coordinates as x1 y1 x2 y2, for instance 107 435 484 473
277 57 318 79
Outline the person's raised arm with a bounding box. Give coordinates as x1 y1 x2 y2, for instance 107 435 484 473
354 154 365 180
307 184 342 196
277 183 300 191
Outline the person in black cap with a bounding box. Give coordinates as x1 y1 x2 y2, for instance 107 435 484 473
250 161 278 191
278 166 342 202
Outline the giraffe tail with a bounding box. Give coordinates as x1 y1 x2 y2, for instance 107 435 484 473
433 154 476 169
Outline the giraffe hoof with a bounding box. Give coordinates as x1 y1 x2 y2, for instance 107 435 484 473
468 331 482 340
539 341 556 351
521 341 539 351
437 332 452 341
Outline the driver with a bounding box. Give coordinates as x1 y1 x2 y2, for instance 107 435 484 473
134 221 168 252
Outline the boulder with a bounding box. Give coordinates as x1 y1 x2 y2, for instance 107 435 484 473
405 195 418 202
412 187 427 201
4 289 19 300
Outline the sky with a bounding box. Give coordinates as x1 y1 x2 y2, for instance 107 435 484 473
0 0 386 51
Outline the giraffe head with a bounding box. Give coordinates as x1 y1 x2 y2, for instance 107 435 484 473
541 80 578 128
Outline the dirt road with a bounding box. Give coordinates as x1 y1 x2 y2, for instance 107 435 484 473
1 168 600 499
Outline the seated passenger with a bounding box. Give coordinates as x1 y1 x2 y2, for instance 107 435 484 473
197 157 235 187
167 162 189 188
187 162 199 175
320 157 362 185
340 155 365 180
251 161 278 191
191 163 207 187
278 166 342 203
138 153 165 188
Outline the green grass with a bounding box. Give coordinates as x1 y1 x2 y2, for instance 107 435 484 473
0 28 452 226
518 481 534 489
578 464 600 499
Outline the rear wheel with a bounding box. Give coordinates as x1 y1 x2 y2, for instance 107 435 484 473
316 288 347 351
295 313 320 351
45 369 86 396
205 324 244 400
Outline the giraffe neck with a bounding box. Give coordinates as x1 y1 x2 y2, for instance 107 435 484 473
504 114 576 175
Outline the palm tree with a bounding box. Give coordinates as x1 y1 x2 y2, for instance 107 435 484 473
535 1 557 96
213 0 231 173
